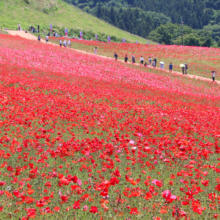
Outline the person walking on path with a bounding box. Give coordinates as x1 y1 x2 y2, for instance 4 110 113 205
140 56 144 64
68 40 71 47
59 40 62 47
125 54 128 63
63 40 67 48
149 57 152 65
94 47 97 55
114 53 118 60
169 63 173 72
212 71 216 82
153 57 157 67
18 23 21 31
152 60 156 68
184 64 188 74
45 35 49 44
38 35 41 41
182 66 185 74
160 62 164 69
132 55 135 63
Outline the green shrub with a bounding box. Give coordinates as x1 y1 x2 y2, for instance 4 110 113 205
43 8 49 14
24 0 30 4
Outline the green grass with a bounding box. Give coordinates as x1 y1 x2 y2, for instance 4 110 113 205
0 0 154 44
0 29 8 34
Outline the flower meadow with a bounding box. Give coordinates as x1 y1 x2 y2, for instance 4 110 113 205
0 34 220 219
51 37 220 81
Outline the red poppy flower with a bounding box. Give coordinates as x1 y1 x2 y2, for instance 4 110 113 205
130 207 140 215
215 184 220 191
89 206 98 213
73 201 81 209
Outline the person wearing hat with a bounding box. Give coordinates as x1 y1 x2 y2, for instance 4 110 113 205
160 62 164 69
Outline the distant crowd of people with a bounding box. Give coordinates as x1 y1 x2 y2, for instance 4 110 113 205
59 39 71 47
37 35 72 47
35 33 217 82
112 53 216 81
115 53 170 70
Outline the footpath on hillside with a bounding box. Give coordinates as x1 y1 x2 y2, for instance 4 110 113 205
7 30 220 85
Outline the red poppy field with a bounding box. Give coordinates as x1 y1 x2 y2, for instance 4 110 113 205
0 34 220 219
50 37 220 81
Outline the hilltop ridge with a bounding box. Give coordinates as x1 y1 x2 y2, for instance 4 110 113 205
0 0 151 43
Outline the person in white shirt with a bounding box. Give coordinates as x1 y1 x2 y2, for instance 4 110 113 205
63 40 67 47
45 36 49 44
212 71 216 82
140 56 144 64
68 40 71 47
59 40 62 47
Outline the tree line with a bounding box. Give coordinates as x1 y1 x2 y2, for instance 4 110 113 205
62 0 220 46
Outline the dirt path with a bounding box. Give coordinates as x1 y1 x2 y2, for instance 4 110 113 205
7 31 220 85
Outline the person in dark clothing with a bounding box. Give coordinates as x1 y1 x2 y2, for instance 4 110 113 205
144 62 148 66
169 63 173 72
125 54 128 63
153 58 157 67
182 67 185 74
184 63 188 74
132 55 135 63
114 53 118 60
38 35 41 41
38 25 40 33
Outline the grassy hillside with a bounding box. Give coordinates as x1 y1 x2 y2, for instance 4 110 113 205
0 0 153 43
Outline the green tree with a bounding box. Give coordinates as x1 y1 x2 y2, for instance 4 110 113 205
118 19 126 30
184 34 200 46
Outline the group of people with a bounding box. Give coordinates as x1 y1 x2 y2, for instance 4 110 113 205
121 54 159 68
37 35 50 44
59 39 71 47
122 54 190 75
113 53 217 82
37 35 71 47
30 25 39 33
181 64 188 75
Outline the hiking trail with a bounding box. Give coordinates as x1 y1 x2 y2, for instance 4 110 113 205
7 30 220 85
